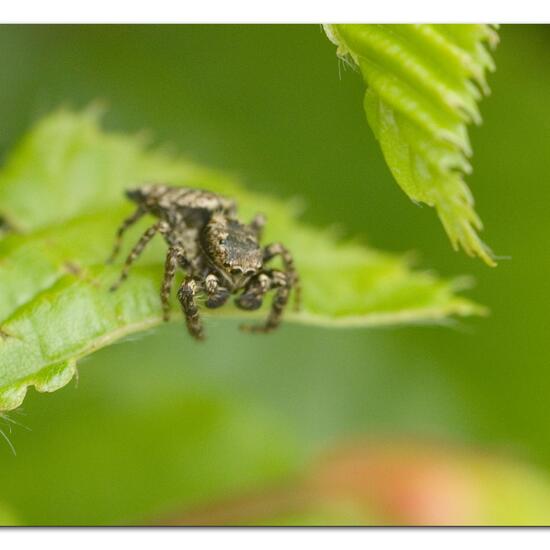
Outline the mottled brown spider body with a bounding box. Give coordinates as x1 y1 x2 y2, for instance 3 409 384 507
108 184 299 340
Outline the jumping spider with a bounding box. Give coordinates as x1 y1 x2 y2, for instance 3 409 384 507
107 184 300 340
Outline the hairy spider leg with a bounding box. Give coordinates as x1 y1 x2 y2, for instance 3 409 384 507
106 207 145 264
204 274 230 309
240 270 290 333
263 243 301 311
250 213 266 239
177 278 205 340
109 221 167 292
235 273 271 311
160 245 188 321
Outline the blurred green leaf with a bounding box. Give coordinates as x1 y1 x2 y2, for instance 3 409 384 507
325 24 498 265
0 109 484 411
0 501 19 526
0 384 299 525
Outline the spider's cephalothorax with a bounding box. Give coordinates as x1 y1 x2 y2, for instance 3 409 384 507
108 184 300 340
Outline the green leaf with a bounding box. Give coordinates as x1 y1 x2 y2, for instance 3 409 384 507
324 24 498 266
0 109 484 411
0 501 19 526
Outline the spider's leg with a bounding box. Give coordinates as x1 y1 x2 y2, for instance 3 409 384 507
160 245 187 322
235 273 270 311
109 221 165 291
263 243 300 311
250 213 266 239
177 277 205 341
106 207 145 264
204 274 230 309
240 271 290 334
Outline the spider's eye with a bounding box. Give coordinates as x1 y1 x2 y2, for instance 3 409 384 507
245 269 256 276
231 267 242 275
218 239 225 246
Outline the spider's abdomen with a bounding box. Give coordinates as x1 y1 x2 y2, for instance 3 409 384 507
127 184 236 227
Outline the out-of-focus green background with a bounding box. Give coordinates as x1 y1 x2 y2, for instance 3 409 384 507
0 25 549 525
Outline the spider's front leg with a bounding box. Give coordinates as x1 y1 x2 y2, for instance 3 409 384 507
177 277 205 341
160 245 188 322
235 273 271 311
263 242 300 311
239 271 291 334
204 274 230 309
